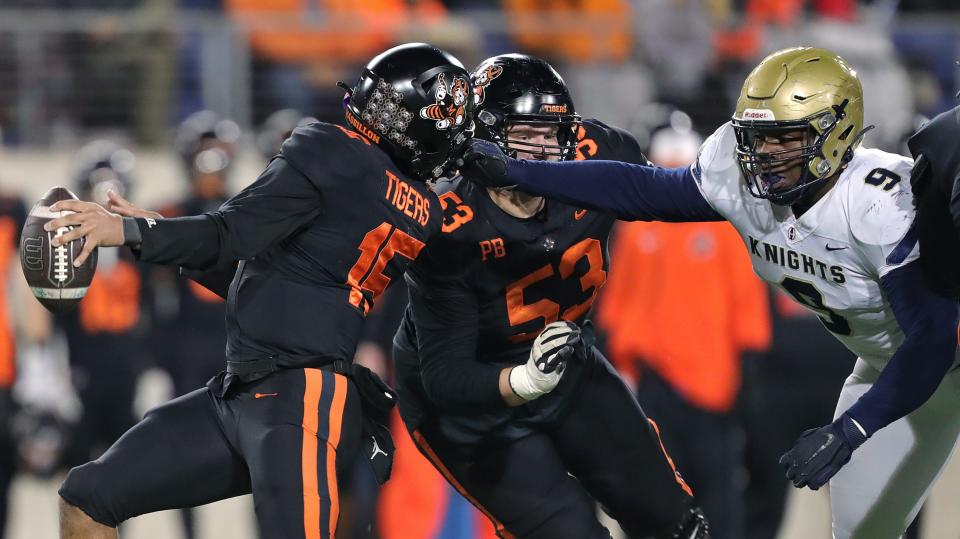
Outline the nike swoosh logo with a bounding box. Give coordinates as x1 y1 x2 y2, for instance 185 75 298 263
254 392 278 399
574 210 587 220
825 244 848 251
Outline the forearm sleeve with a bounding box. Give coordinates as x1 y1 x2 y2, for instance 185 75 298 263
134 158 324 270
506 158 723 222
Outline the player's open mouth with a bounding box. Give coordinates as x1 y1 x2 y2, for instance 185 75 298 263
761 174 789 192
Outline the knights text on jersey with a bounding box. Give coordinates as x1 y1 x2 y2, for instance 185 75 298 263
692 122 917 370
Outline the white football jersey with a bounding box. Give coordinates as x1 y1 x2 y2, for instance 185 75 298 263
692 122 917 371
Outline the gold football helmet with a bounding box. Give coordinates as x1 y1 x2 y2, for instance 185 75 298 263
732 47 871 205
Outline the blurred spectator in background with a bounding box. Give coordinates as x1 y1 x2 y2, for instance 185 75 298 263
225 0 449 123
148 110 238 539
56 141 151 472
739 290 855 539
0 187 48 538
596 115 771 539
503 0 655 127
255 108 317 160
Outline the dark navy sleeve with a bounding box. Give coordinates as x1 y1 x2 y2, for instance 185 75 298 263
406 273 505 411
845 261 959 435
950 168 960 235
134 157 324 270
505 158 723 222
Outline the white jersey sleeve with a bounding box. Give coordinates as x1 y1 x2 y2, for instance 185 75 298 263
845 149 917 278
690 122 751 220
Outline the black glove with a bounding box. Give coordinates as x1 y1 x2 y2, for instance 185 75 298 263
457 138 513 188
779 413 868 490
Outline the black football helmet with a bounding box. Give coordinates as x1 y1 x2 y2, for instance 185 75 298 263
342 42 474 181
471 54 581 160
175 110 241 180
71 140 136 206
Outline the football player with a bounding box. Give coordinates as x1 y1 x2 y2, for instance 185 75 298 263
44 43 472 539
907 104 960 299
393 54 708 538
460 47 960 539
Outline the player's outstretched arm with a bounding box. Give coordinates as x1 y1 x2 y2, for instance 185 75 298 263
44 158 324 270
780 261 958 490
459 138 723 222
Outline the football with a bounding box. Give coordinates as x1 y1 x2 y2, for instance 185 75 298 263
19 186 98 312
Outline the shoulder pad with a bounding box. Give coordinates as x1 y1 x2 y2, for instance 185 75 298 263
908 106 960 190
578 119 650 165
846 149 915 247
693 122 737 180
280 122 380 179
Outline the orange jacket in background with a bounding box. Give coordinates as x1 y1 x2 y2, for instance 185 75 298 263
597 221 770 413
0 215 17 388
225 0 446 65
503 0 632 64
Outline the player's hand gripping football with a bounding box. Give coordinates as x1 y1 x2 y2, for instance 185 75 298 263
779 413 868 490
509 320 582 401
457 138 514 188
43 190 161 267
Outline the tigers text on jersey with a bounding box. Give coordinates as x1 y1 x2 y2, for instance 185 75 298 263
134 122 442 372
692 122 917 372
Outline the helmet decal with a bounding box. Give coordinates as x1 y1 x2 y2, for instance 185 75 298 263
361 79 416 149
419 73 470 130
472 64 503 106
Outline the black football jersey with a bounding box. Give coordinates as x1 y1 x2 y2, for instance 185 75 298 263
394 119 649 438
134 122 442 371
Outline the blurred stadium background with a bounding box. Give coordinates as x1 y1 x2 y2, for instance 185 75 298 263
0 1 959 538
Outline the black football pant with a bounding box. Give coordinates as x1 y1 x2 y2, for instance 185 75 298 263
59 367 363 539
636 368 742 539
408 348 696 539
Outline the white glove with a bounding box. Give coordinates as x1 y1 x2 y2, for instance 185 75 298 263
509 321 582 401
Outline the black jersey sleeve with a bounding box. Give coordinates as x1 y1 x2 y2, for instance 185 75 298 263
582 119 652 166
406 271 505 411
134 157 324 269
134 123 368 270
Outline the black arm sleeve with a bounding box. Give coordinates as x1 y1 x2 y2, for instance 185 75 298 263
506 158 723 222
407 276 505 411
135 157 324 269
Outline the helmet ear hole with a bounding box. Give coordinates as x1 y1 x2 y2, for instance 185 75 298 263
838 125 854 141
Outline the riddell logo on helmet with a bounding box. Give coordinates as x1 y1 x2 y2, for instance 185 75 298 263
742 109 775 120
541 104 568 114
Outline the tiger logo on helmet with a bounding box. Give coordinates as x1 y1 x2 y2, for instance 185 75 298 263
472 64 503 106
419 73 469 130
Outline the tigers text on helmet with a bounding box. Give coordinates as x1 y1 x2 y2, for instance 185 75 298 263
471 54 581 161
342 43 474 181
732 47 871 206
